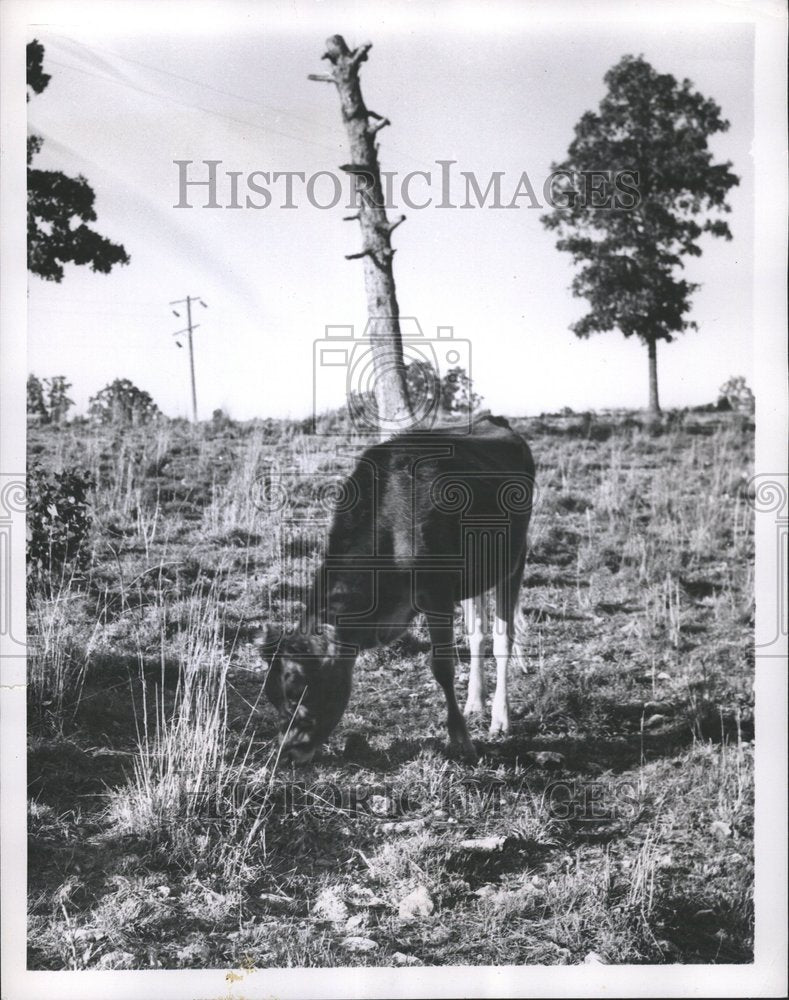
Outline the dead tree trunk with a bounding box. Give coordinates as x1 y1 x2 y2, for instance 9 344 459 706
310 35 413 437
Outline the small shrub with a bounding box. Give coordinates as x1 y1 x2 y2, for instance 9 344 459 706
27 463 94 591
209 408 236 435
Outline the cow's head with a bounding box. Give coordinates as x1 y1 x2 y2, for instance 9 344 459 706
255 624 354 764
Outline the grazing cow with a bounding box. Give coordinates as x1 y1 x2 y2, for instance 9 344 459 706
258 413 535 764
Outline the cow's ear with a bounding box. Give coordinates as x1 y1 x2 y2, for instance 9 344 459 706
252 624 283 668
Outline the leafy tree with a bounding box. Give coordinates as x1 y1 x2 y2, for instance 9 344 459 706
27 374 49 422
27 39 130 282
26 39 50 96
44 376 74 424
88 379 160 425
405 360 482 419
440 365 482 416
718 375 754 413
27 373 74 423
404 359 441 419
542 55 739 416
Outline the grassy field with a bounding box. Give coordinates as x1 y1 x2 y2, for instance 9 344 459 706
27 408 755 969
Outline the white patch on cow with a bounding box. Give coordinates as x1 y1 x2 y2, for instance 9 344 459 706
490 614 511 734
463 593 487 716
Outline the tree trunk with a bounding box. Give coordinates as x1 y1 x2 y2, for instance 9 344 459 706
647 338 661 417
311 35 413 438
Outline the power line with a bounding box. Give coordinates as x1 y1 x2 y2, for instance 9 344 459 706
43 33 435 173
44 56 348 159
47 32 348 142
170 295 208 422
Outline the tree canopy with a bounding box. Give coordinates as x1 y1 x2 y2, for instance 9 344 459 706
88 378 160 425
542 55 739 412
27 39 130 282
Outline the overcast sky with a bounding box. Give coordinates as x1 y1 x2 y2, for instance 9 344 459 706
26 1 754 421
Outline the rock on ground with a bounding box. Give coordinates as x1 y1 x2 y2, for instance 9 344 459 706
398 885 435 920
341 936 379 953
392 951 422 966
313 887 349 923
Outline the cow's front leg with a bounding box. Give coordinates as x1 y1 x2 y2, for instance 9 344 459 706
462 593 487 717
425 613 478 764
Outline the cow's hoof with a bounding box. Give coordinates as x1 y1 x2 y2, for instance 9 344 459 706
489 695 510 735
463 699 485 718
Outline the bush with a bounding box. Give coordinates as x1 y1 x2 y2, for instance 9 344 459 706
89 378 160 425
210 408 235 433
27 463 94 592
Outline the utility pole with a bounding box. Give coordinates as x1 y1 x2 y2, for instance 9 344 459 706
170 295 207 422
309 35 413 437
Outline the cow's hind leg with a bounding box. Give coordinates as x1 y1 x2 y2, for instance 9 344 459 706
425 612 478 764
462 593 487 717
490 558 525 735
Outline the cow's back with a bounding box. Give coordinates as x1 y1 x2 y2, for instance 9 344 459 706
328 415 535 564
